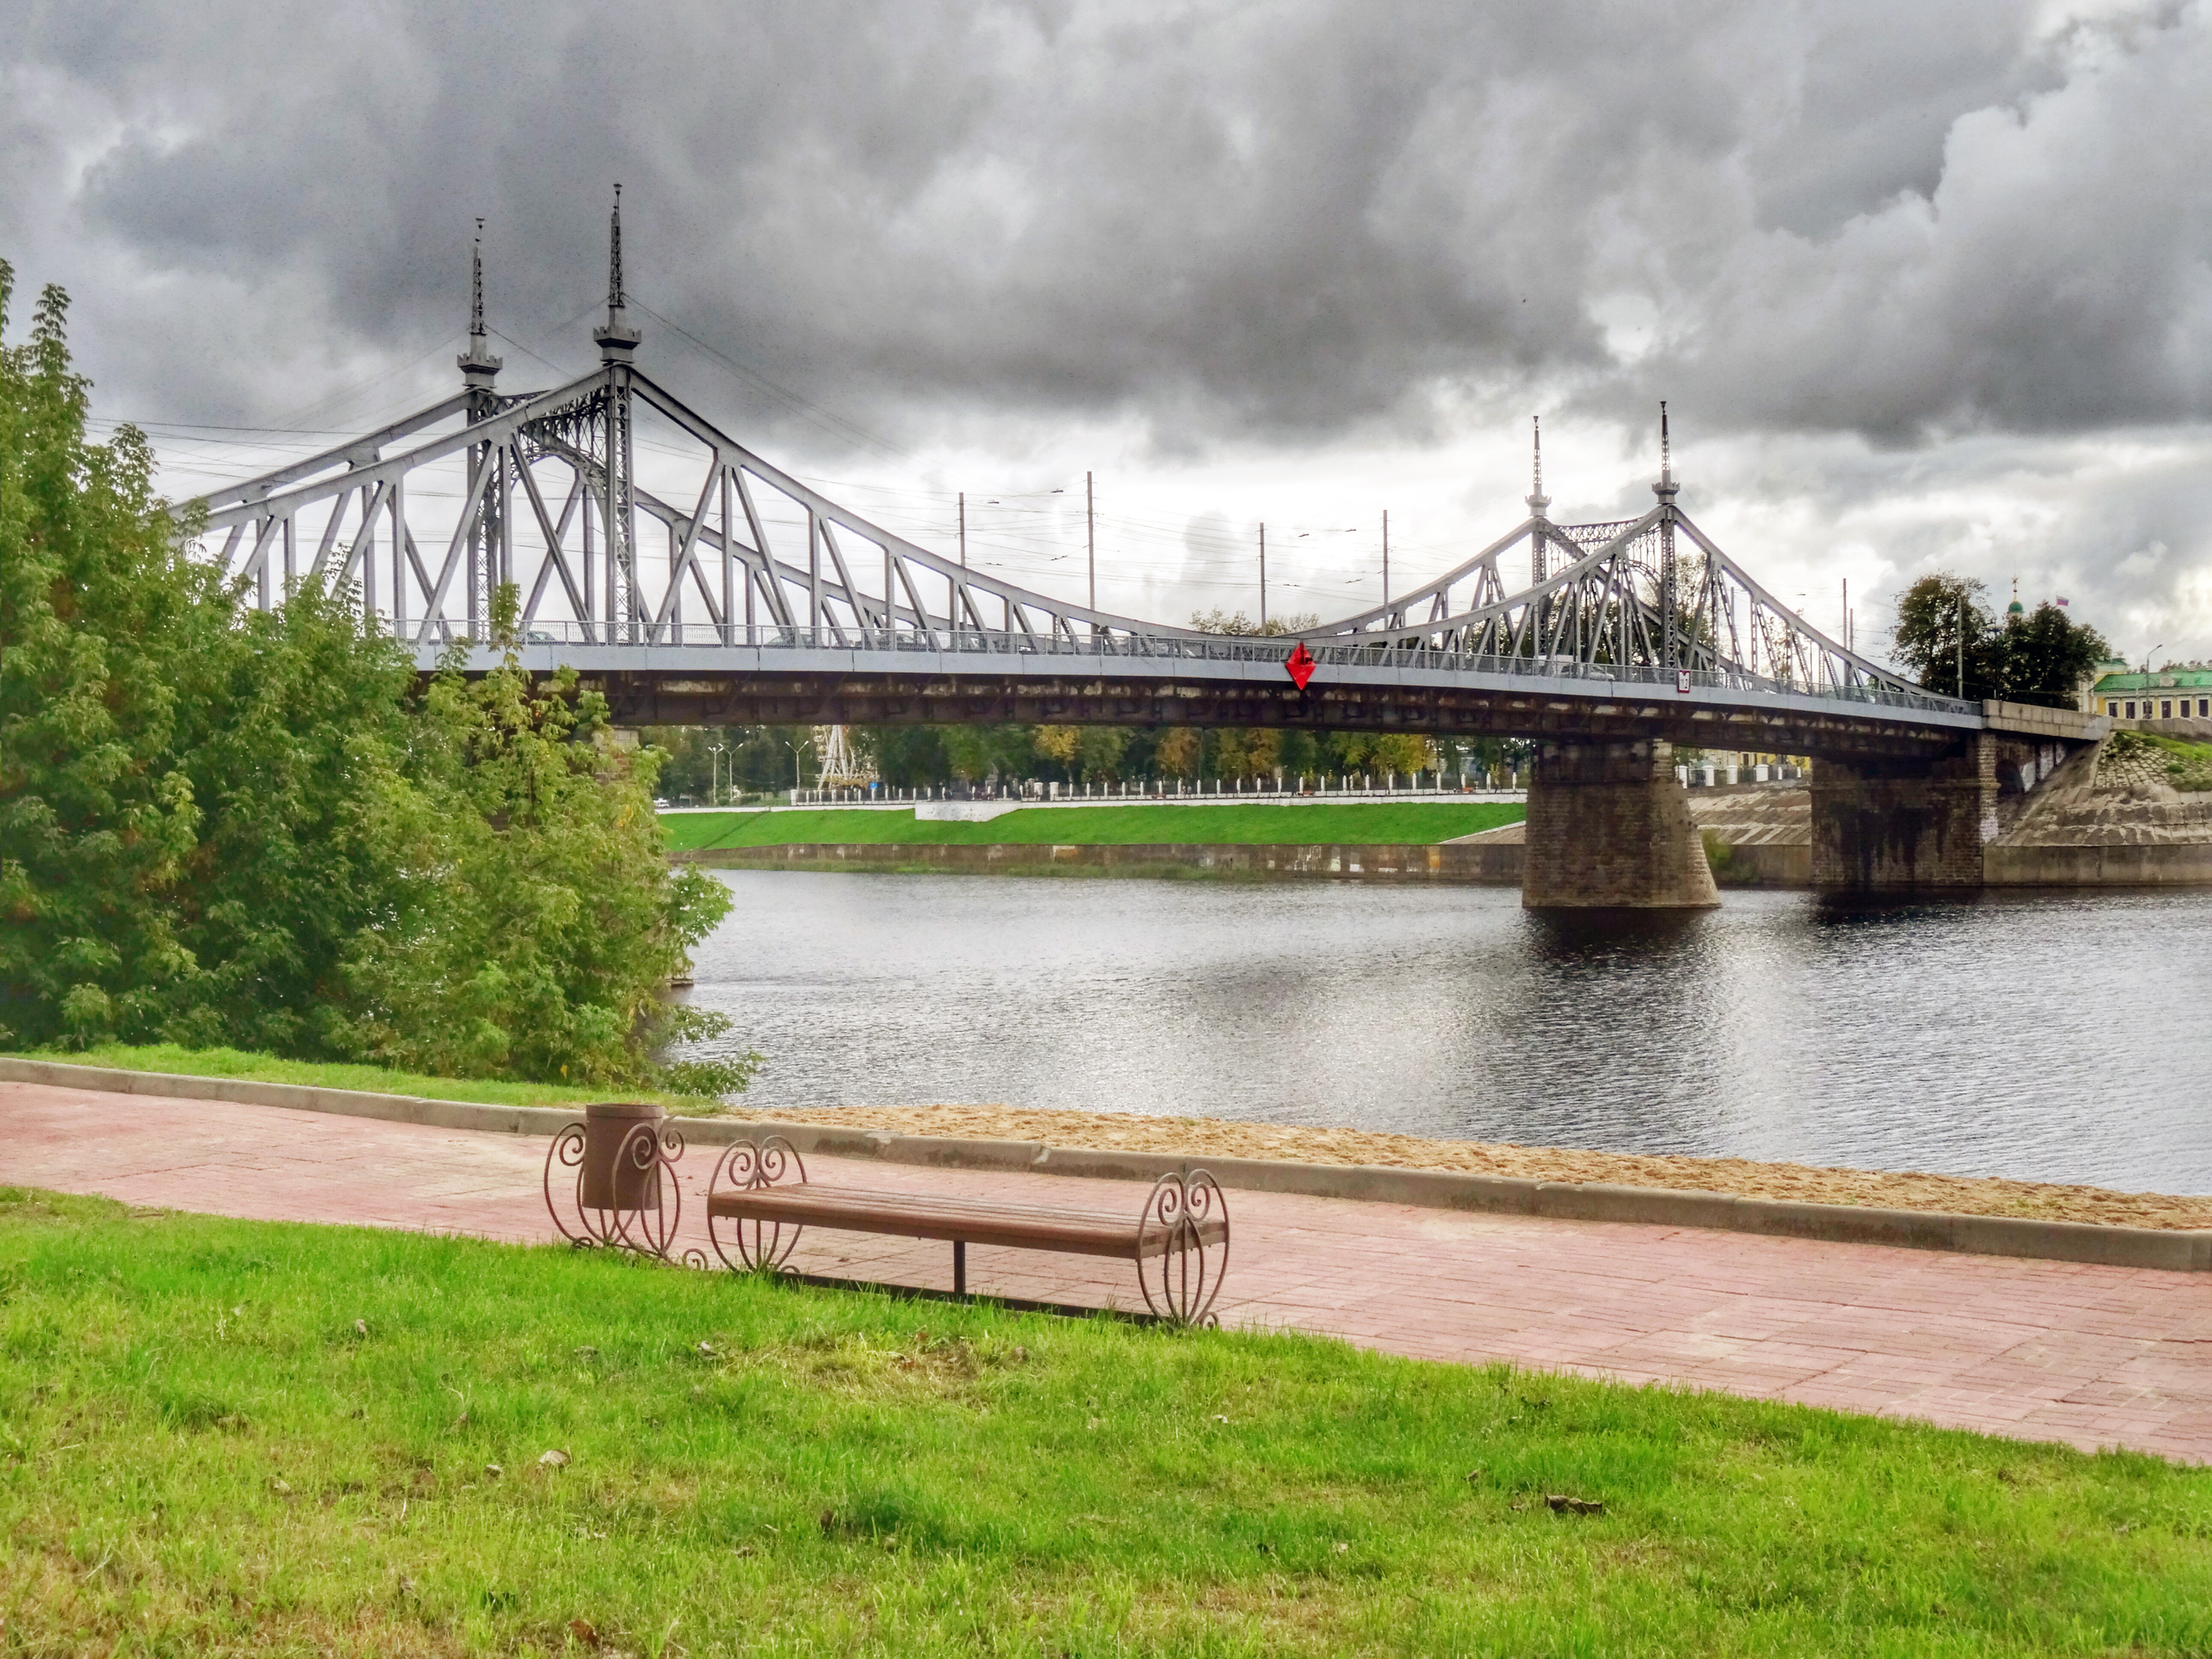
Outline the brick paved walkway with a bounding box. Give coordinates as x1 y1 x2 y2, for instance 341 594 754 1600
7 1079 2210 1463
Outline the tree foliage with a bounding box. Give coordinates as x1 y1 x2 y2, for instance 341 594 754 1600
1890 574 2110 709
0 265 749 1093
338 592 745 1088
1892 575 2005 700
1998 601 2112 710
4 266 193 1045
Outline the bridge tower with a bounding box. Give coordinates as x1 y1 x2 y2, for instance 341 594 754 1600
1521 407 1717 909
458 221 505 634
591 186 642 643
1527 416 1551 584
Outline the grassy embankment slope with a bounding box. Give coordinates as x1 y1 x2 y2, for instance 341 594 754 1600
662 801 1525 852
0 1043 719 1114
4 1187 2208 1656
2127 730 2212 791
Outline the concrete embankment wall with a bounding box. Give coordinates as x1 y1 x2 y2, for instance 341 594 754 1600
685 833 2212 889
682 841 1527 883
681 839 1820 888
1985 843 2212 886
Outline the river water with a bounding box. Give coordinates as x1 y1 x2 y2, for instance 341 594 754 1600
682 871 2212 1194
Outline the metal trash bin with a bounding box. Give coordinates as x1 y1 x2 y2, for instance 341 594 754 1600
581 1102 666 1211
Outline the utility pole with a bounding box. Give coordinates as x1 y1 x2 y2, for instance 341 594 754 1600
1842 578 1848 652
958 492 967 567
1382 509 1389 608
1259 523 1267 631
1086 470 1096 613
1957 591 1965 698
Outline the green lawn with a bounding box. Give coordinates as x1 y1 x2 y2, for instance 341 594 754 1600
662 801 1525 851
2132 730 2212 791
1 1044 722 1115
3 1189 2206 1656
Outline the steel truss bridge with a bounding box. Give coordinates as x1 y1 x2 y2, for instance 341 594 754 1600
184 206 1981 763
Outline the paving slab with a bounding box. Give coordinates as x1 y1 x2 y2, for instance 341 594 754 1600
6 1078 2212 1463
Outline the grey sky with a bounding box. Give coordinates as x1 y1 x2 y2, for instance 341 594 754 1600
6 0 2210 658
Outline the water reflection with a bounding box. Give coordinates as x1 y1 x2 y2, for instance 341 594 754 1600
682 871 2212 1194
1521 907 1712 962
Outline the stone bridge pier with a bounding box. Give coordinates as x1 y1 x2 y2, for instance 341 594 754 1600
1811 702 2105 893
1523 738 1719 909
1811 740 1997 892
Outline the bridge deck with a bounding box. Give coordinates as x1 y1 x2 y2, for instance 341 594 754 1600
417 638 1993 760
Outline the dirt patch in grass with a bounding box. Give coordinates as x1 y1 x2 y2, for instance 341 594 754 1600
730 1104 2212 1233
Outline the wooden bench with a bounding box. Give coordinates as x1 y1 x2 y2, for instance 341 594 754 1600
705 1137 1230 1326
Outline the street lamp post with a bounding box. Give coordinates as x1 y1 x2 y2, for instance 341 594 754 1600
785 738 811 798
707 740 727 806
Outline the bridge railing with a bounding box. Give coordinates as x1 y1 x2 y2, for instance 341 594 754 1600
397 619 1973 716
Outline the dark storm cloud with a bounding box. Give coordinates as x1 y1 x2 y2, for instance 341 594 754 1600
8 0 2211 449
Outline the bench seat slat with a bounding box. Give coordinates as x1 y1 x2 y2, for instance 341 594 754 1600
707 1183 1225 1259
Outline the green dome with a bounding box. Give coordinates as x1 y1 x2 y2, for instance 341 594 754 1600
2007 599 2025 616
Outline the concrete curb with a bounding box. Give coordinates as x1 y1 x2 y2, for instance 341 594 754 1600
8 1057 2209 1272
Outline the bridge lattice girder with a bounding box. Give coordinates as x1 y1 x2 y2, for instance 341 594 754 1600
185 360 1963 726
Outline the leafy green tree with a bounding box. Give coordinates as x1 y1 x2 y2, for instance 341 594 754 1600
1030 725 1080 776
864 725 949 788
1190 608 1317 638
1891 574 2110 708
1276 728 1320 779
1891 575 2005 700
1317 730 1434 777
636 726 713 800
1034 725 1130 784
1997 602 2111 710
159 584 423 1054
339 590 743 1089
942 723 1032 784
3 265 218 1047
1154 727 1201 779
1 266 754 1093
1075 727 1131 782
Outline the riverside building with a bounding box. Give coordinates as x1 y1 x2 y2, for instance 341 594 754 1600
2092 663 2212 721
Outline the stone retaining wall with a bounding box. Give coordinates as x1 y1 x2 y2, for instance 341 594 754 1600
1985 842 2212 886
685 836 2212 889
682 841 1526 882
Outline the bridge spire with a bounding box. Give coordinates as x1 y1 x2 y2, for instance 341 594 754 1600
1653 401 1679 507
457 218 503 407
594 183 642 364
1526 415 1550 519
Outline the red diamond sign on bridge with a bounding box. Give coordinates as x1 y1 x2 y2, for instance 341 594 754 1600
1284 641 1317 690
